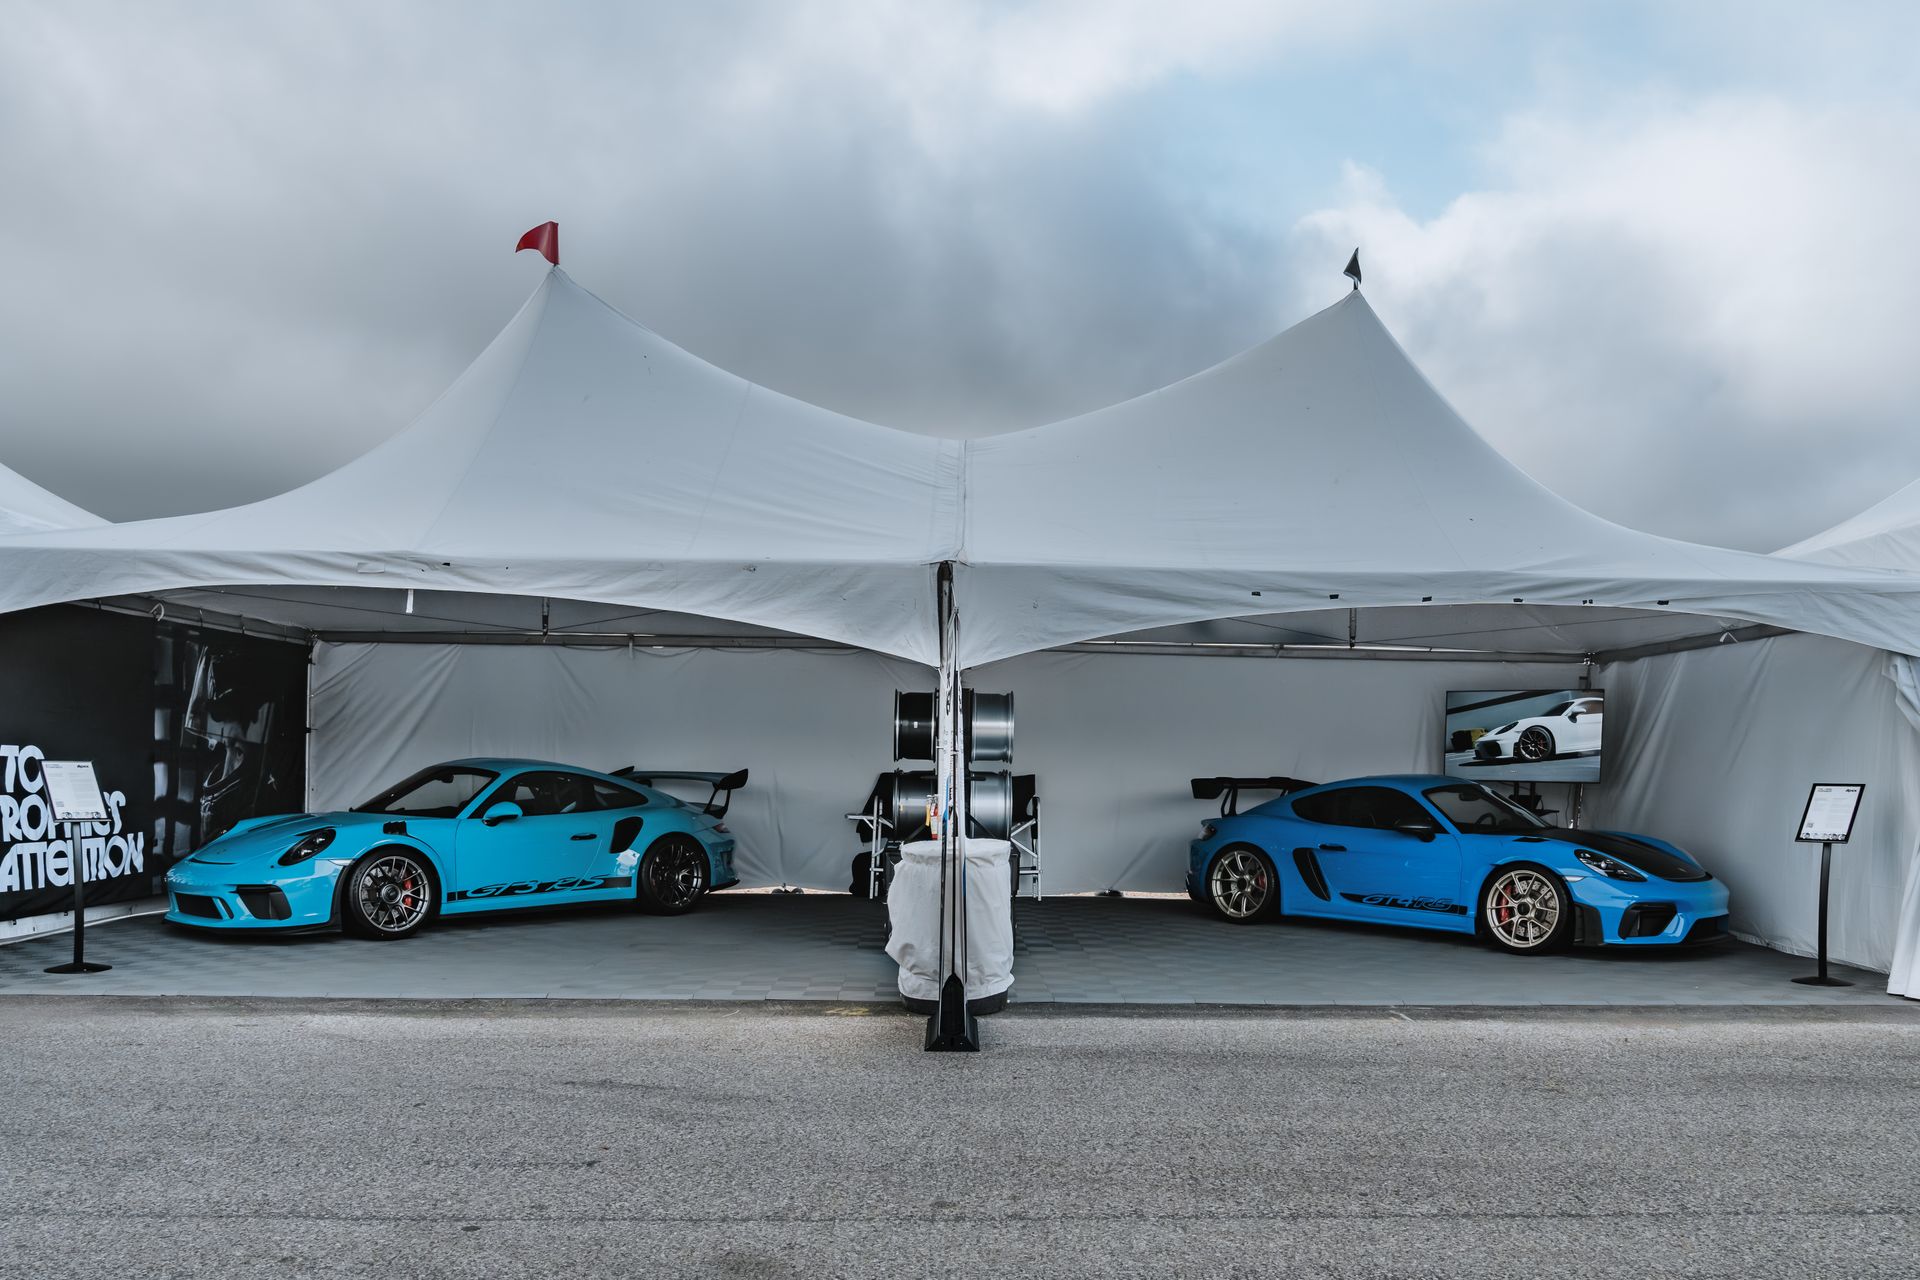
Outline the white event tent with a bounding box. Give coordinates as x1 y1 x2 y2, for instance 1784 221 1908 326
3 263 1918 988
0 460 102 534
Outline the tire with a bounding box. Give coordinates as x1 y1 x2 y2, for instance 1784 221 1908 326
342 848 437 940
1479 863 1572 954
1515 725 1556 762
1204 845 1280 924
637 833 710 915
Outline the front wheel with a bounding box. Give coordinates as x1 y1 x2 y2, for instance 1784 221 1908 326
343 850 436 940
1480 864 1572 954
637 834 710 915
1515 725 1556 761
1205 846 1279 924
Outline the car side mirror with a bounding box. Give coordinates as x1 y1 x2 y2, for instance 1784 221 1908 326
481 801 523 826
1395 818 1438 841
1568 712 1582 721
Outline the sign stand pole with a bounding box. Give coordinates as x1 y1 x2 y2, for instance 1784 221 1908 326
1792 840 1849 988
45 821 111 975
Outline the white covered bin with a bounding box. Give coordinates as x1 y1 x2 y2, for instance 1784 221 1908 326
886 838 1014 1004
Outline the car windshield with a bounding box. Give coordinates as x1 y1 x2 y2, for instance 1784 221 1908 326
1422 783 1549 833
352 766 498 817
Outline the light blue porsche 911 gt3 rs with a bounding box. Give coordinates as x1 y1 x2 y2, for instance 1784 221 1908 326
1187 774 1730 953
164 759 743 939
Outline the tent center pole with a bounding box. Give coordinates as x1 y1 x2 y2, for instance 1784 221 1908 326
926 560 978 1051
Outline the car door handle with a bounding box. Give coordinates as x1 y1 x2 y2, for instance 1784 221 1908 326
569 833 597 841
1318 843 1346 852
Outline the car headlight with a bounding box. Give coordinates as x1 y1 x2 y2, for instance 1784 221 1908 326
1199 822 1217 840
1574 848 1644 881
278 828 337 867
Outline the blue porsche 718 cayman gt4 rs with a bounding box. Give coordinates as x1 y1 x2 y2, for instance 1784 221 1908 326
164 759 743 939
1187 775 1729 953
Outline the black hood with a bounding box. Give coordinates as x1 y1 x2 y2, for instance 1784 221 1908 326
1528 830 1709 882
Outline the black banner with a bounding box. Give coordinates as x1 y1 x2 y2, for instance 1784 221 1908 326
0 605 307 920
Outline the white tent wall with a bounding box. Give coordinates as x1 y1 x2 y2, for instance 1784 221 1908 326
310 642 927 891
1585 633 1920 977
966 650 1584 893
309 640 1579 895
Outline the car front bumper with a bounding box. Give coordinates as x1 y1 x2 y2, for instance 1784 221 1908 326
1566 873 1732 947
163 860 344 930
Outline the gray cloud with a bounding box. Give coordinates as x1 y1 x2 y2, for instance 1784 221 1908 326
0 1 1915 554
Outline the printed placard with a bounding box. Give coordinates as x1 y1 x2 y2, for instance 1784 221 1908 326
41 760 108 824
1796 783 1864 844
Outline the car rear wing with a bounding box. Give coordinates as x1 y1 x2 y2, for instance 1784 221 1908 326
1189 776 1316 817
611 768 749 818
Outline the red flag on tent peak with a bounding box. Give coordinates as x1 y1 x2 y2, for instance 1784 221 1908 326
515 222 559 265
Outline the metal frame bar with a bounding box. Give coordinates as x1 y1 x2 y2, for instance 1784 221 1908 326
1587 624 1793 666
1010 798 1042 901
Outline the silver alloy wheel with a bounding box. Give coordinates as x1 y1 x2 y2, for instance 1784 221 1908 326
1485 868 1560 949
354 853 432 935
1209 849 1271 920
1515 726 1554 761
644 838 708 910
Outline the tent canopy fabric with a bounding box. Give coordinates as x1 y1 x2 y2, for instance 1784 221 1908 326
0 460 102 535
5 267 1920 668
0 270 960 662
1777 474 1920 571
952 292 1920 665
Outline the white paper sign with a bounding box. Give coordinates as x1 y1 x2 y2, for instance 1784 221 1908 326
1796 783 1864 844
42 760 108 824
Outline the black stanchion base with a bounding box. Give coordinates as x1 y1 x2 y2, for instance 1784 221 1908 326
1792 975 1853 987
924 975 980 1052
45 961 112 974
903 992 1008 1017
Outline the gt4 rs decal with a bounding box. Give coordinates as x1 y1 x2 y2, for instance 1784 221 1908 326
446 875 634 902
1339 892 1468 916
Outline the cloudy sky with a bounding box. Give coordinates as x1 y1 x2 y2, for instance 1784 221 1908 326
2 0 1916 549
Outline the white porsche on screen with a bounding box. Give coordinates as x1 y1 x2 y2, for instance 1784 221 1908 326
1473 696 1604 764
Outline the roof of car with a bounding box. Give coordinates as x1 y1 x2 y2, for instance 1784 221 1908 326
1300 774 1459 791
439 757 623 778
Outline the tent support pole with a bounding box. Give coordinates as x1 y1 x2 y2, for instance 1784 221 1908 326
926 560 978 1052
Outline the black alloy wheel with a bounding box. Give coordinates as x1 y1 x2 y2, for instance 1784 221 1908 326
343 850 435 940
1515 726 1556 762
637 834 710 915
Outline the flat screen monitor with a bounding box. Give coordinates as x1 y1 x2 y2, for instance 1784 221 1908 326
1444 689 1605 783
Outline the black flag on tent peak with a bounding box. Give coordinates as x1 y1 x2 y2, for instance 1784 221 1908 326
1344 249 1362 290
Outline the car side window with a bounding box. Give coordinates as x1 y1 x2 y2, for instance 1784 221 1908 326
1296 786 1432 830
1290 789 1351 826
587 779 648 811
1367 788 1433 831
488 771 591 818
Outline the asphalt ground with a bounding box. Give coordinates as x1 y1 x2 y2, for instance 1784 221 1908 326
2 998 1917 1279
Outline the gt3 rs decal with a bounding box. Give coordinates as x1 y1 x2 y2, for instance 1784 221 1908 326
1339 892 1468 916
446 875 633 902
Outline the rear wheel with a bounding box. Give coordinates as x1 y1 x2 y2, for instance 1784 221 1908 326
1206 846 1279 924
637 834 709 915
343 850 435 940
1480 864 1571 954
